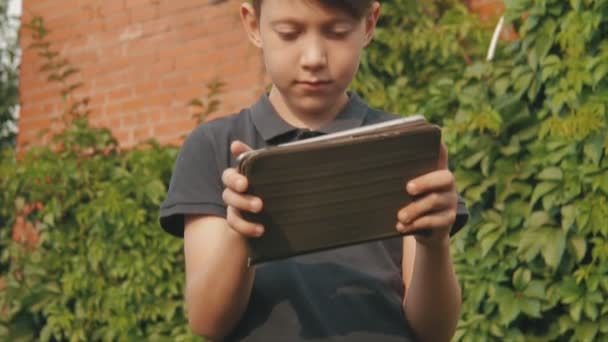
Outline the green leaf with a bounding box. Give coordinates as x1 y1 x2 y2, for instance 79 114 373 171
144 179 166 204
574 321 598 342
584 300 598 321
527 211 552 228
541 55 562 81
493 77 510 96
541 228 566 269
454 169 482 191
570 236 587 262
481 231 502 257
537 167 563 181
518 229 543 261
462 150 486 168
535 19 557 59
530 182 559 208
499 298 520 325
570 300 583 322
569 0 581 11
561 205 577 231
523 280 546 300
513 268 531 290
583 136 604 166
520 298 541 317
601 315 608 333
513 72 534 98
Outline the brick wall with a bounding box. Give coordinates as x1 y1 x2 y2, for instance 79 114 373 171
466 0 516 40
19 0 266 148
466 0 505 22
18 0 506 149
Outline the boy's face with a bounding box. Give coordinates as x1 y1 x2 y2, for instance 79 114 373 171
241 0 380 116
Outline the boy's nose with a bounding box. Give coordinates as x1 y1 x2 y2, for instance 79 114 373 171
300 40 327 71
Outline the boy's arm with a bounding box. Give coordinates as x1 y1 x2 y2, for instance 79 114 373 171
182 141 264 340
398 142 462 341
183 214 255 341
402 236 461 342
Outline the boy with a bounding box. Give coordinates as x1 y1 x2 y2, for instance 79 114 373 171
160 1 468 341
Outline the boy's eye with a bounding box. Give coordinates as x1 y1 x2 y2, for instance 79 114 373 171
276 31 299 41
327 30 350 39
324 26 353 39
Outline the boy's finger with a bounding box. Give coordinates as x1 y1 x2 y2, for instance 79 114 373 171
398 209 457 233
231 140 253 159
406 169 455 196
222 168 248 192
222 188 263 213
397 191 457 225
438 141 449 170
227 206 264 237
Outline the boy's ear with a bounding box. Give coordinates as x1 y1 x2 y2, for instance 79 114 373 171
363 1 381 47
240 2 262 48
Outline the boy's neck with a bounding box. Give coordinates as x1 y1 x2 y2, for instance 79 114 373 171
267 87 350 131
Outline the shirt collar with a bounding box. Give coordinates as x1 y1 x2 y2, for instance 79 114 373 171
250 92 369 142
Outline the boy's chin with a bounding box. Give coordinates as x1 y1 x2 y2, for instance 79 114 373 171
290 95 342 115
283 88 347 113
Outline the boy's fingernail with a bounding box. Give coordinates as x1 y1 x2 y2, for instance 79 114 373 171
407 182 417 194
398 211 409 224
251 199 261 211
255 225 264 236
396 222 405 232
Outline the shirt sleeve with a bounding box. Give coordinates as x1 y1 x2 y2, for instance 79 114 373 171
450 195 469 236
159 126 227 237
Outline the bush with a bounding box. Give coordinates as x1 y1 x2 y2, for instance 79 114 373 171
354 0 608 340
0 120 198 341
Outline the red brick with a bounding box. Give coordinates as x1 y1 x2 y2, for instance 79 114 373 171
19 116 54 134
102 12 132 32
129 4 159 23
153 118 195 138
134 80 161 96
19 0 267 148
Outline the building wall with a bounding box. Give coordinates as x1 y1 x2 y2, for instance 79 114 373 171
466 0 505 22
18 0 506 148
19 0 266 148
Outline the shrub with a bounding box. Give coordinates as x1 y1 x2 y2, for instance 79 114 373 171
0 119 201 341
354 0 608 340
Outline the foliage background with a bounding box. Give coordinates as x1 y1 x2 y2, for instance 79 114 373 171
1 0 607 341
354 0 608 340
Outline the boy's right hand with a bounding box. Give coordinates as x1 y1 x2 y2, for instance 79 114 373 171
222 140 265 238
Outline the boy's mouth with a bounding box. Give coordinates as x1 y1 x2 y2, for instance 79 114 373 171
296 80 333 91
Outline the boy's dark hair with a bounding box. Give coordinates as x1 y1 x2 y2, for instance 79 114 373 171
252 0 375 20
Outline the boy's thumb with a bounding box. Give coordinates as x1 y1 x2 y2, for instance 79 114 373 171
231 140 253 158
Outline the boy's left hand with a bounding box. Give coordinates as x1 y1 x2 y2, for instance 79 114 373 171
396 142 458 247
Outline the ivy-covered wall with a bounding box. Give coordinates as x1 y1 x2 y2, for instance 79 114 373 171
2 0 607 341
353 0 608 340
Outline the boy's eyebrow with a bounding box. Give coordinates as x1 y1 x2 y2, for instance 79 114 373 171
269 17 355 27
269 18 302 26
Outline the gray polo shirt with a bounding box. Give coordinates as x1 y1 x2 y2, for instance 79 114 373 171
160 93 468 341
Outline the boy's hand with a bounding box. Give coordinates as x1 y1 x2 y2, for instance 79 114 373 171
396 142 458 247
222 141 265 238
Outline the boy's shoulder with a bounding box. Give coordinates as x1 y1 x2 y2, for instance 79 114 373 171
185 108 255 147
364 105 401 125
191 109 249 137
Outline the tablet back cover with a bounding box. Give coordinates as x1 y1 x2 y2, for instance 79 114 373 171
239 122 441 264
